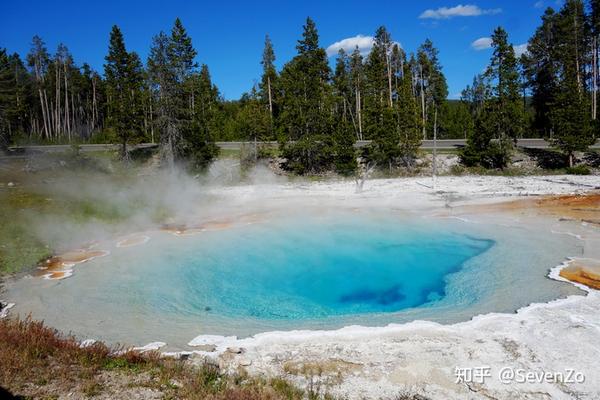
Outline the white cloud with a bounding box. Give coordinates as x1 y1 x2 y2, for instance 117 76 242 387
513 43 528 57
534 1 544 8
419 4 502 19
326 35 374 57
471 37 493 50
326 35 401 57
471 38 528 56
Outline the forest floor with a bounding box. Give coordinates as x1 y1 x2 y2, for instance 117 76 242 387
1 148 599 399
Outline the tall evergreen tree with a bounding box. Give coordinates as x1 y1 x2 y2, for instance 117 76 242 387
0 49 16 150
187 64 220 168
259 35 277 128
148 31 178 164
279 17 330 141
416 39 448 139
0 50 31 149
104 25 145 160
279 17 337 174
333 48 351 123
349 46 365 140
363 27 392 142
396 63 422 163
548 1 595 166
486 27 523 143
368 62 420 171
461 27 522 169
522 8 560 136
148 19 218 168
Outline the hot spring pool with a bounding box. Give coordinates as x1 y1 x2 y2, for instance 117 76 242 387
5 209 582 348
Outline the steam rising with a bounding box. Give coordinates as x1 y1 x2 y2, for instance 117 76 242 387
19 154 289 254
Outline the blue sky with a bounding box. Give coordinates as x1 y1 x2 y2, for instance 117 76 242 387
2 0 560 100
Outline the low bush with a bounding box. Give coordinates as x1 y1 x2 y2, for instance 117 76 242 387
565 165 591 175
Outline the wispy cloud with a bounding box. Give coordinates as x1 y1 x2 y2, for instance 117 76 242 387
471 38 529 56
471 37 493 50
534 1 544 8
419 4 502 19
326 35 374 57
325 35 401 57
513 43 528 57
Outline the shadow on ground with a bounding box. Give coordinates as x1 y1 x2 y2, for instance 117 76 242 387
583 151 600 168
521 147 568 169
0 387 26 399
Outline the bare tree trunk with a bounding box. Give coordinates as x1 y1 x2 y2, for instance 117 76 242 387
386 48 393 107
569 153 574 168
267 76 273 117
71 92 75 140
432 107 438 189
92 79 96 129
33 60 51 139
344 97 359 139
356 85 362 140
64 61 70 141
43 90 51 138
593 36 598 120
38 88 49 139
574 11 582 92
55 61 61 139
150 101 154 143
419 64 426 140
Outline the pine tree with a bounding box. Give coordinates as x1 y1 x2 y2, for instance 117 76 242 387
548 1 595 166
331 49 357 175
396 63 422 164
461 27 522 169
349 46 365 140
333 48 351 123
416 39 448 139
522 8 560 136
259 35 277 128
104 25 144 160
363 27 391 142
0 50 32 149
279 17 335 174
148 19 218 168
487 27 523 143
368 62 420 171
187 64 220 168
0 49 16 150
148 31 178 164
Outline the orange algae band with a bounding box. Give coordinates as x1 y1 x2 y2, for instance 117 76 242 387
37 250 109 280
560 264 600 290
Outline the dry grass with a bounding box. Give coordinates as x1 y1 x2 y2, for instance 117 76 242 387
0 317 310 399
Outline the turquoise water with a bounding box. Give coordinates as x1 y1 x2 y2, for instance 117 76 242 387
5 209 583 347
138 216 493 319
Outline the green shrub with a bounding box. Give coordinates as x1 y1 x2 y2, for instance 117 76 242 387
281 136 333 175
565 165 591 175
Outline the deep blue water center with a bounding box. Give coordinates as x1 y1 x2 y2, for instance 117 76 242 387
140 213 494 320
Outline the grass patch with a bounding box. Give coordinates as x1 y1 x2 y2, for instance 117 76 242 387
219 148 242 158
0 192 51 274
0 317 316 399
0 185 129 274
